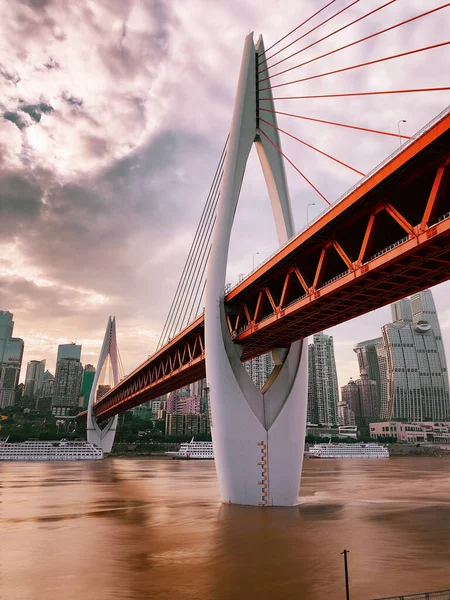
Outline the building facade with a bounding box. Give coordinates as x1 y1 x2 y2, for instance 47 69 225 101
245 353 274 390
0 312 24 408
52 358 83 412
81 365 95 409
165 413 210 436
24 359 46 397
382 320 449 421
308 332 339 426
166 393 200 414
370 421 450 443
354 337 382 410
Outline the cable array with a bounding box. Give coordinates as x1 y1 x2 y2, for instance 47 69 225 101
255 1 450 205
157 136 229 350
157 2 450 351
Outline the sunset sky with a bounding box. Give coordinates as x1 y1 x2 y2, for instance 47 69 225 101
1 0 449 388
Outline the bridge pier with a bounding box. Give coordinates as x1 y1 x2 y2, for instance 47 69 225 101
205 33 308 506
86 316 119 454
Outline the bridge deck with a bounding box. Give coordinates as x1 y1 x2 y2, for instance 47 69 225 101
86 106 450 421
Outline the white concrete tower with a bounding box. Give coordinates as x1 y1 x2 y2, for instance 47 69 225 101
87 316 119 453
204 33 308 507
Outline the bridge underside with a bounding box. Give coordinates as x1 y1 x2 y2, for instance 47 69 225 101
87 109 450 422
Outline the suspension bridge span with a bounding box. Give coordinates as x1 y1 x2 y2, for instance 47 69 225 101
84 2 450 507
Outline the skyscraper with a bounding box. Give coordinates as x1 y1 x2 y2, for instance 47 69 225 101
341 373 378 427
0 311 14 364
308 332 339 426
307 344 318 424
81 364 95 409
410 289 449 392
56 343 81 362
0 338 24 408
354 337 382 408
391 298 413 324
24 359 46 397
382 320 449 421
245 353 274 390
52 358 83 413
0 312 24 408
375 341 389 419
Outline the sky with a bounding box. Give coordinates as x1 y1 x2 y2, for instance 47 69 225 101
1 0 449 390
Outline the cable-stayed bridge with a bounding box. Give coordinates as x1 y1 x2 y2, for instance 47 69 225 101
83 2 450 507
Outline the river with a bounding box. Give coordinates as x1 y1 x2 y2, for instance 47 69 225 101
1 457 450 600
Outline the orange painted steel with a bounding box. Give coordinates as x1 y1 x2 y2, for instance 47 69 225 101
86 109 450 422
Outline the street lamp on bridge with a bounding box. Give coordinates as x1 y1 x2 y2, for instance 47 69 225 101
398 119 407 148
307 202 316 225
252 251 259 270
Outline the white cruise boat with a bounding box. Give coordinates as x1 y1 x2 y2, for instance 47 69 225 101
0 439 103 461
308 442 389 459
166 439 214 460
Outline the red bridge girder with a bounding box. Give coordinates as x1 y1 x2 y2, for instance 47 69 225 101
86 108 450 422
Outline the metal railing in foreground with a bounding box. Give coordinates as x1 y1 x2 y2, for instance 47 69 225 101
372 589 450 600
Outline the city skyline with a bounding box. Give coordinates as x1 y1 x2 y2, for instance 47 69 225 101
1 1 450 390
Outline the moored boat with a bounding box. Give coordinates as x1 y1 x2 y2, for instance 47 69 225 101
166 439 214 460
0 438 103 461
308 442 389 459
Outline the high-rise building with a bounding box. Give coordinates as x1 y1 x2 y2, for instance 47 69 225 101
52 358 83 412
81 364 95 409
307 345 318 424
0 337 24 408
341 379 360 423
0 311 14 364
166 393 200 414
375 341 389 419
410 289 449 393
391 298 413 323
354 337 382 408
56 343 81 362
382 320 449 421
382 289 450 421
0 312 24 408
338 400 356 427
245 353 274 390
308 332 339 426
165 413 210 436
40 370 55 398
341 373 379 426
24 359 46 397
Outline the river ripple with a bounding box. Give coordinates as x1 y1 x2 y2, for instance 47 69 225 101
1 457 450 600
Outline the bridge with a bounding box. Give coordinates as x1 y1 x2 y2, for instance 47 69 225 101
83 3 450 507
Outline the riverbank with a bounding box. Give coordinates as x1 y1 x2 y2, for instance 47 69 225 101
111 442 450 458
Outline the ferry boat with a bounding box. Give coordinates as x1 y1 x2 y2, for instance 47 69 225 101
0 439 103 461
166 439 214 460
308 442 389 459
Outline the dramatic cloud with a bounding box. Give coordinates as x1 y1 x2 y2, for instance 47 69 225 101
0 0 449 387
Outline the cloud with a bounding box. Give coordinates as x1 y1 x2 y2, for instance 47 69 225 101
0 0 449 383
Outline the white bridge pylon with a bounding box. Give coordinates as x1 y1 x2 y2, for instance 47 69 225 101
87 316 119 454
205 33 308 507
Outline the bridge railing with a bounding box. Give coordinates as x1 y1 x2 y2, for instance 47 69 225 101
227 103 450 295
371 589 450 600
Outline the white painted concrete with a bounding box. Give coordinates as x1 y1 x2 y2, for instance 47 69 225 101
86 316 119 454
204 34 308 507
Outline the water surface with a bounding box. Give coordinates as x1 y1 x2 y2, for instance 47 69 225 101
1 457 450 599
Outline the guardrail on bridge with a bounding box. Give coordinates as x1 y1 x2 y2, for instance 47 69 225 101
372 589 450 600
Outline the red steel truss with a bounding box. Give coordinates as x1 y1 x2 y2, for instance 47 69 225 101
87 108 450 422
